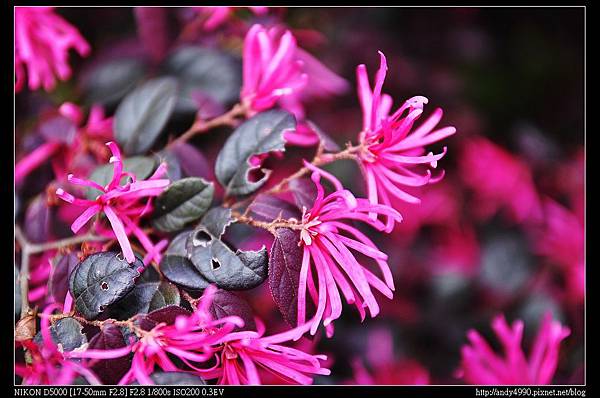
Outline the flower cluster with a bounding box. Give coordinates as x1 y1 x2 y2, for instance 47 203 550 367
55 142 169 265
15 7 90 92
67 286 330 385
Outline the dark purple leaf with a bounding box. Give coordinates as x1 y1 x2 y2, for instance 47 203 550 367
160 255 211 291
108 281 180 320
88 324 132 385
49 252 79 303
170 142 211 179
69 252 142 320
289 178 317 211
209 289 256 331
248 194 301 222
138 305 191 331
269 228 303 327
191 90 225 119
33 317 87 352
24 194 51 243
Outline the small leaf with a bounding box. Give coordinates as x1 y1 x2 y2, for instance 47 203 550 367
209 289 256 331
24 194 51 243
269 228 303 327
132 372 207 385
159 255 210 291
114 77 178 155
108 281 180 320
248 194 301 222
138 305 191 331
289 178 317 210
49 252 79 303
81 57 147 106
34 317 88 352
88 324 132 385
86 156 156 200
169 142 211 179
69 252 142 320
163 46 241 114
215 110 296 196
152 177 214 232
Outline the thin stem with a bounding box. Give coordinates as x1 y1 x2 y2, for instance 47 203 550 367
265 142 362 195
168 103 247 148
232 211 304 235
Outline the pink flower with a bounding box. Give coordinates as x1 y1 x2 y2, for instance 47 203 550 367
241 24 348 119
294 162 401 337
203 320 330 385
15 304 101 385
535 199 584 302
55 141 169 264
459 136 542 224
355 52 456 231
67 286 330 385
15 7 90 92
459 312 570 385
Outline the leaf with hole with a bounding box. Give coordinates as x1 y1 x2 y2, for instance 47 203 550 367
186 224 268 291
215 110 296 196
114 77 178 155
152 177 214 232
269 228 303 327
69 252 142 320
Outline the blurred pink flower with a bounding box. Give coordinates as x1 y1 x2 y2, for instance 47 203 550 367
294 162 401 337
15 7 90 92
15 102 113 186
55 142 169 264
459 136 542 224
535 199 584 302
459 312 570 385
356 52 456 231
241 24 348 133
15 304 101 385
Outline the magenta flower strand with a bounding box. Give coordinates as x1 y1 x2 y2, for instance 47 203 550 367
293 162 401 337
355 52 456 231
55 141 169 263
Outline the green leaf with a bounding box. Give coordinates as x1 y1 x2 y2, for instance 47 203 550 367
215 110 296 196
152 177 214 232
86 156 156 200
114 77 178 155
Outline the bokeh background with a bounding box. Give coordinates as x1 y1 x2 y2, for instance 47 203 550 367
15 7 584 384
